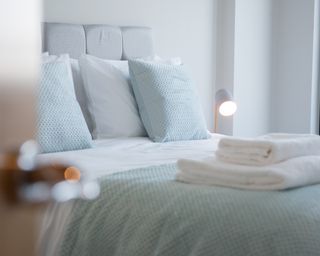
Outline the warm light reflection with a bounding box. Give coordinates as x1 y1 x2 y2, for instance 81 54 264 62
52 181 80 202
64 167 81 182
82 182 100 200
17 140 38 171
219 101 237 116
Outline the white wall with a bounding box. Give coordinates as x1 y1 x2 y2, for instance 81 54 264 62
311 0 320 135
216 0 273 137
215 0 235 135
271 0 316 134
233 0 273 137
216 0 318 137
42 0 217 130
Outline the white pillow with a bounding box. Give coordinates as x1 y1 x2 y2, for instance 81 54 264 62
79 54 146 139
70 59 94 133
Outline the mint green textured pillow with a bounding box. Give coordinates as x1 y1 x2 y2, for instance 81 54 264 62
129 60 209 142
38 60 93 153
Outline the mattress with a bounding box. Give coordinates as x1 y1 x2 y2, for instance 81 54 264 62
38 134 223 255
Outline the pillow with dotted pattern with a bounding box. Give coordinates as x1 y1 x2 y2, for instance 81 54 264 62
129 59 209 142
38 55 93 153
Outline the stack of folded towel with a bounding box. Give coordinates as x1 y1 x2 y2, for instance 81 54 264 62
176 134 320 190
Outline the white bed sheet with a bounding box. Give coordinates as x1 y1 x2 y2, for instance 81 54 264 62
38 134 222 256
38 134 222 180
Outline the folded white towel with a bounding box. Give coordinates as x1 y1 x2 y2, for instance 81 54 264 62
176 156 320 190
216 133 320 166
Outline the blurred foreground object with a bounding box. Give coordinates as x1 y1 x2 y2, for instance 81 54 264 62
0 0 40 150
0 1 40 254
0 141 100 205
0 1 99 255
0 141 100 256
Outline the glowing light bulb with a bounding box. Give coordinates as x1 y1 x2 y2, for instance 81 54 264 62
219 101 237 116
64 167 81 182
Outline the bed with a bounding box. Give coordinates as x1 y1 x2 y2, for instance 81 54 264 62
39 23 320 256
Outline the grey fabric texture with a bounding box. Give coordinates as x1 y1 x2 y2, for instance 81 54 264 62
122 27 154 59
43 23 86 59
60 164 320 256
84 25 122 60
43 23 154 60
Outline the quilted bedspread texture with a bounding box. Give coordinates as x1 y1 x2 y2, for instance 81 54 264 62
60 164 320 256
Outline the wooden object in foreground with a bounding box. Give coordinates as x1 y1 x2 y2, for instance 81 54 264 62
0 142 99 256
0 148 68 256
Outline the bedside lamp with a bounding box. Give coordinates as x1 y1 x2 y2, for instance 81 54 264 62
214 89 237 133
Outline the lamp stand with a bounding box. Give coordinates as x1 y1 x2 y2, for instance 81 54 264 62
214 106 218 133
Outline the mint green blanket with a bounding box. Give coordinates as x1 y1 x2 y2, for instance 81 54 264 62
60 164 320 256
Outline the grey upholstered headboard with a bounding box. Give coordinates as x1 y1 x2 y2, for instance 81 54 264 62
42 23 154 60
